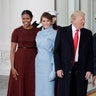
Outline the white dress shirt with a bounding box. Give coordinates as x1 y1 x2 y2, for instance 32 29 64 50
72 25 81 62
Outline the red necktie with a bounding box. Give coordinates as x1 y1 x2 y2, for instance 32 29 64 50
73 29 79 60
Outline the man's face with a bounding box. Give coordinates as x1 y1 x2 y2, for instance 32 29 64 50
73 15 85 29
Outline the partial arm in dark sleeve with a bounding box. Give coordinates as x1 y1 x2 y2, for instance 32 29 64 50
54 28 62 71
93 34 96 75
87 32 93 72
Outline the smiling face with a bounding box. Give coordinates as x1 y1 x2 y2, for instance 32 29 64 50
22 14 32 28
40 12 53 29
41 17 52 29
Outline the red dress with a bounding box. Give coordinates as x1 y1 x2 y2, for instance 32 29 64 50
7 26 40 96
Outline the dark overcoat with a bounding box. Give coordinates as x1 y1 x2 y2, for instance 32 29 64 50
93 33 96 75
54 25 93 96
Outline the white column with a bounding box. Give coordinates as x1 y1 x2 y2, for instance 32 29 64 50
56 0 68 26
75 0 80 10
68 0 75 24
90 0 96 34
67 0 81 24
80 0 92 29
0 0 10 50
0 0 10 75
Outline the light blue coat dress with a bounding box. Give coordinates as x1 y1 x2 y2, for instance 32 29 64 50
35 26 56 96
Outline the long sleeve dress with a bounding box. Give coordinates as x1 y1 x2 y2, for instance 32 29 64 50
35 26 56 96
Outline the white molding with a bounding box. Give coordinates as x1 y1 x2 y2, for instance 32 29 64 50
0 44 10 51
56 0 68 26
68 0 75 24
0 66 10 76
75 0 80 10
90 0 93 30
0 50 10 75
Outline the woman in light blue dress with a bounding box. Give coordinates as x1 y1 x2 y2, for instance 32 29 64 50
35 12 56 96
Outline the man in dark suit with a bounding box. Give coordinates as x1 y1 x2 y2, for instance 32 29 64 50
92 33 96 87
54 11 93 96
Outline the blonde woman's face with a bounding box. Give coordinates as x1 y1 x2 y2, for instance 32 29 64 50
41 17 52 29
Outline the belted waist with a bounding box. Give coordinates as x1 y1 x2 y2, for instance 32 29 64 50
18 46 36 49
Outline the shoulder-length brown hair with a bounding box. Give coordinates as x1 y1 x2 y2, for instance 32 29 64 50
40 12 53 22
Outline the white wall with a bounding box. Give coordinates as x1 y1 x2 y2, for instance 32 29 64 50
91 0 96 34
80 0 92 29
9 0 54 32
0 0 10 50
0 0 54 75
56 0 68 26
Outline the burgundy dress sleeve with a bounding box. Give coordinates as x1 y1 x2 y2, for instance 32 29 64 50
11 29 18 43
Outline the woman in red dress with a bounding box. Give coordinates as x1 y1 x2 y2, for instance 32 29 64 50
7 10 39 96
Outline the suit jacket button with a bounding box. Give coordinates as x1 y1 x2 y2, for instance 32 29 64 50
69 71 71 74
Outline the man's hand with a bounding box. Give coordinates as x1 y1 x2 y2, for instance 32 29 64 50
85 71 91 80
57 70 64 78
92 76 96 87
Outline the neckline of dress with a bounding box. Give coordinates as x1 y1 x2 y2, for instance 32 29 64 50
42 26 53 31
22 26 33 31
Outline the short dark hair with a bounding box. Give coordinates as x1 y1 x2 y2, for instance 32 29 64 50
21 10 33 19
40 12 53 22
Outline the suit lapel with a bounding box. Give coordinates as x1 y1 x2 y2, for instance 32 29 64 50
66 25 74 49
79 28 85 49
66 27 86 52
